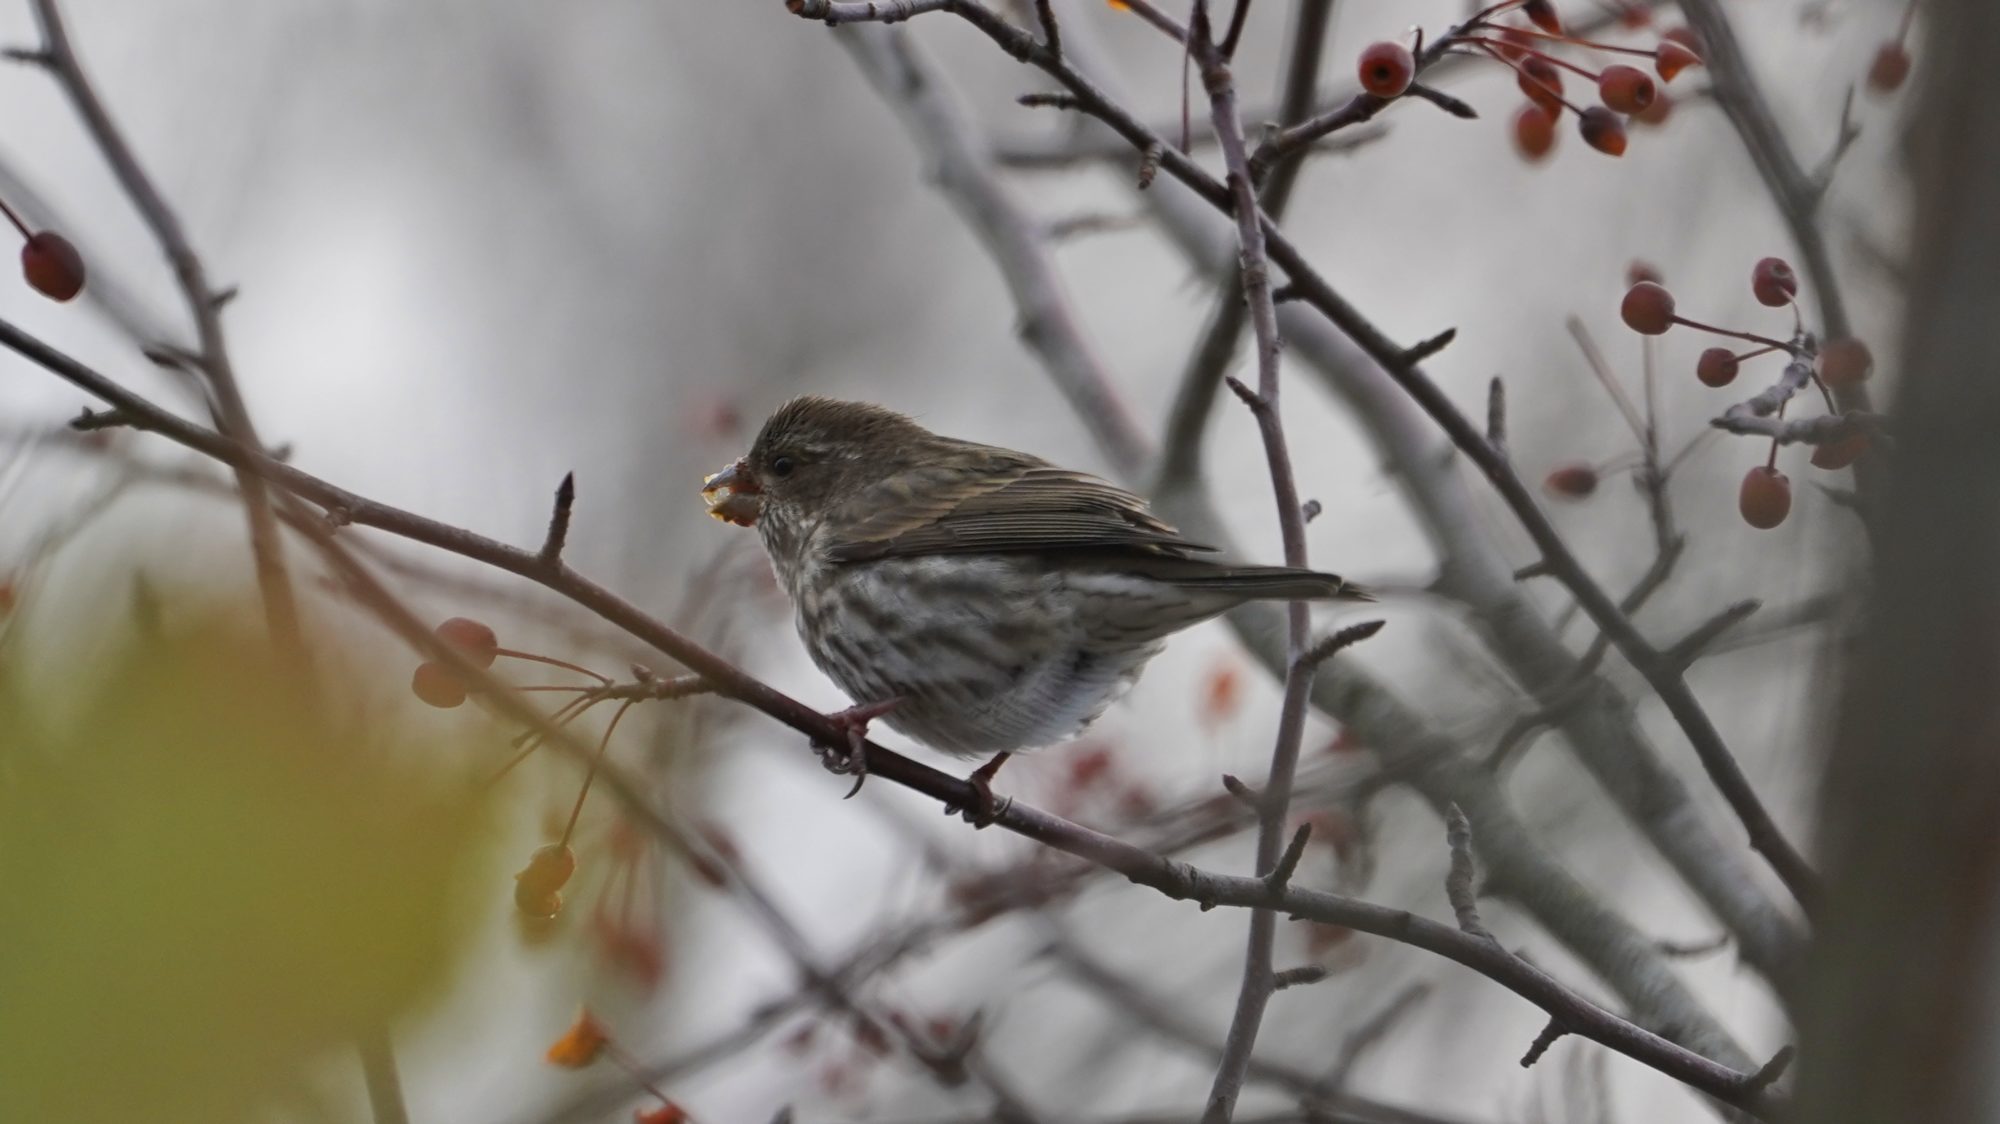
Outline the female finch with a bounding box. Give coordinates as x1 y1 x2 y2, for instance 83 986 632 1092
703 397 1368 794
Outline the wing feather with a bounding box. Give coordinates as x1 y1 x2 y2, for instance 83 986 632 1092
823 455 1214 562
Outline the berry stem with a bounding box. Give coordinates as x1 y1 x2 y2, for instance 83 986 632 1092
1494 25 1661 59
495 647 612 684
0 194 32 240
1733 343 1784 362
1668 316 1794 351
558 698 638 848
1466 35 1603 81
1473 41 1588 114
605 1043 676 1105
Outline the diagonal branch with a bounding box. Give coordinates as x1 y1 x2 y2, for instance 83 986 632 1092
26 0 307 672
0 312 1773 1116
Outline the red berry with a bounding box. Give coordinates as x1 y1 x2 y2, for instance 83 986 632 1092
1513 103 1558 161
1625 260 1662 286
411 661 467 708
1617 2 1651 29
435 616 499 668
1818 337 1874 387
21 231 84 301
1598 65 1656 113
1620 281 1676 334
1517 56 1565 116
1632 88 1674 127
1697 347 1740 387
515 843 578 898
1578 106 1628 156
1654 41 1702 82
1739 465 1792 529
1523 0 1562 35
1545 464 1599 498
1358 41 1415 98
1869 42 1911 92
1810 432 1870 471
1751 256 1798 307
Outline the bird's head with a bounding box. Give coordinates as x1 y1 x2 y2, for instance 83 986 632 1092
702 396 934 537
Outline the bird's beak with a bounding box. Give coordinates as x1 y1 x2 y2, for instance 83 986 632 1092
701 458 762 527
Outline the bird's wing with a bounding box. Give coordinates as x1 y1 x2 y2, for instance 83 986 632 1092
822 454 1215 562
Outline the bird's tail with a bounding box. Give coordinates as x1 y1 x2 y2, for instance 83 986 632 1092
1170 564 1373 603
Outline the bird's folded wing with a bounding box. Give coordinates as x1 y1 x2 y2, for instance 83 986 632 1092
823 459 1216 562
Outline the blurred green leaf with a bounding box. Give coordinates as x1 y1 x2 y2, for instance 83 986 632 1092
0 610 493 1123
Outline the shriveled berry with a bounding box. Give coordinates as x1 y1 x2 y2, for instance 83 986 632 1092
411 661 467 708
1819 337 1874 387
1751 256 1798 307
1524 0 1562 35
1626 260 1662 286
1517 56 1565 116
1868 42 1911 92
1598 64 1656 113
1358 41 1415 98
1697 347 1740 387
435 616 499 668
21 232 84 301
1739 465 1792 529
1579 106 1628 155
1810 432 1870 470
1545 464 1599 498
1620 281 1676 334
1513 103 1558 161
1654 40 1702 82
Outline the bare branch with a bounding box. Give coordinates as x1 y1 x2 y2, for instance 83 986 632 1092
538 472 576 567
1445 805 1493 941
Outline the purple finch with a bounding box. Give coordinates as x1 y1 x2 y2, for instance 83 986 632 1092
704 397 1367 776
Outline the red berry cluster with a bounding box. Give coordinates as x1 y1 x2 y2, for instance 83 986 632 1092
1615 257 1877 528
409 615 500 707
1478 6 1703 162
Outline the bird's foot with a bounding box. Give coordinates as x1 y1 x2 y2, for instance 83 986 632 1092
946 752 1013 828
814 698 901 799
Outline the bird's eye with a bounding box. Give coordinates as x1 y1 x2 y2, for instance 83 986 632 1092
769 455 796 478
